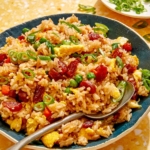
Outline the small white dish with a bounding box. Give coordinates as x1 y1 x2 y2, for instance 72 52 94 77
101 0 150 19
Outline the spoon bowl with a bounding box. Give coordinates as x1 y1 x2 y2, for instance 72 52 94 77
7 81 134 150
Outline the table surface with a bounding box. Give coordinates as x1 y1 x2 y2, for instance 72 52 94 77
0 0 150 150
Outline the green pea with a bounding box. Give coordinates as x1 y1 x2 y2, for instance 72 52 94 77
74 74 83 84
34 41 40 50
69 79 78 88
86 72 95 79
22 28 30 34
39 37 47 43
64 87 71 94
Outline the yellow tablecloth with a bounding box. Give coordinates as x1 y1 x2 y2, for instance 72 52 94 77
0 0 150 150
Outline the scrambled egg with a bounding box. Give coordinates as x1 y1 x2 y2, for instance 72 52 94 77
110 58 116 71
110 85 120 99
41 131 59 148
133 70 142 82
97 127 109 138
78 128 95 140
54 45 84 57
128 100 141 109
9 118 22 132
113 37 128 46
26 118 38 135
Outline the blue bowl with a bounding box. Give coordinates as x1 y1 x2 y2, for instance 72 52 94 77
0 13 150 149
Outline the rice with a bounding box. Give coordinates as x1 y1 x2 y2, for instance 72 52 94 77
0 14 149 148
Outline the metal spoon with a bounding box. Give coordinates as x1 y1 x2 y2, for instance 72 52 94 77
7 81 134 150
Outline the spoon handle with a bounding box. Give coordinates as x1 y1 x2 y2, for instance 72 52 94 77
7 112 84 150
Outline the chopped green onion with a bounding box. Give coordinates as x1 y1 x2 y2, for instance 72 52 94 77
0 76 9 85
78 4 96 14
95 23 109 32
38 55 51 61
71 52 81 58
22 28 30 34
17 52 29 64
27 34 36 44
20 52 29 62
51 32 59 37
74 74 83 84
141 69 150 91
98 48 105 56
112 43 119 50
143 34 150 42
22 69 35 79
34 102 45 111
45 41 55 54
143 79 150 91
26 50 37 60
60 21 81 33
69 79 78 88
109 0 146 14
43 93 55 105
86 72 96 79
50 54 56 60
112 81 127 103
10 52 18 64
81 53 98 64
93 23 109 36
116 56 124 69
61 40 71 45
69 35 79 44
132 20 148 29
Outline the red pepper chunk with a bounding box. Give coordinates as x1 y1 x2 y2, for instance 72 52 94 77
88 32 100 41
58 60 68 75
43 107 53 122
111 48 123 58
33 85 45 103
122 42 132 52
18 35 25 41
2 101 22 112
66 59 79 78
18 90 29 102
0 54 7 66
93 65 108 82
82 120 94 128
48 68 63 81
4 57 11 63
125 64 137 74
80 80 96 94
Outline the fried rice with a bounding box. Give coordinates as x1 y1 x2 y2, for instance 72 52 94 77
0 15 149 148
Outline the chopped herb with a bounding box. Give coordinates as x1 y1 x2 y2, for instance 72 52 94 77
112 43 119 50
141 69 150 91
143 34 150 42
109 0 146 14
78 4 96 14
69 35 79 44
132 20 148 29
116 56 124 69
60 21 81 33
